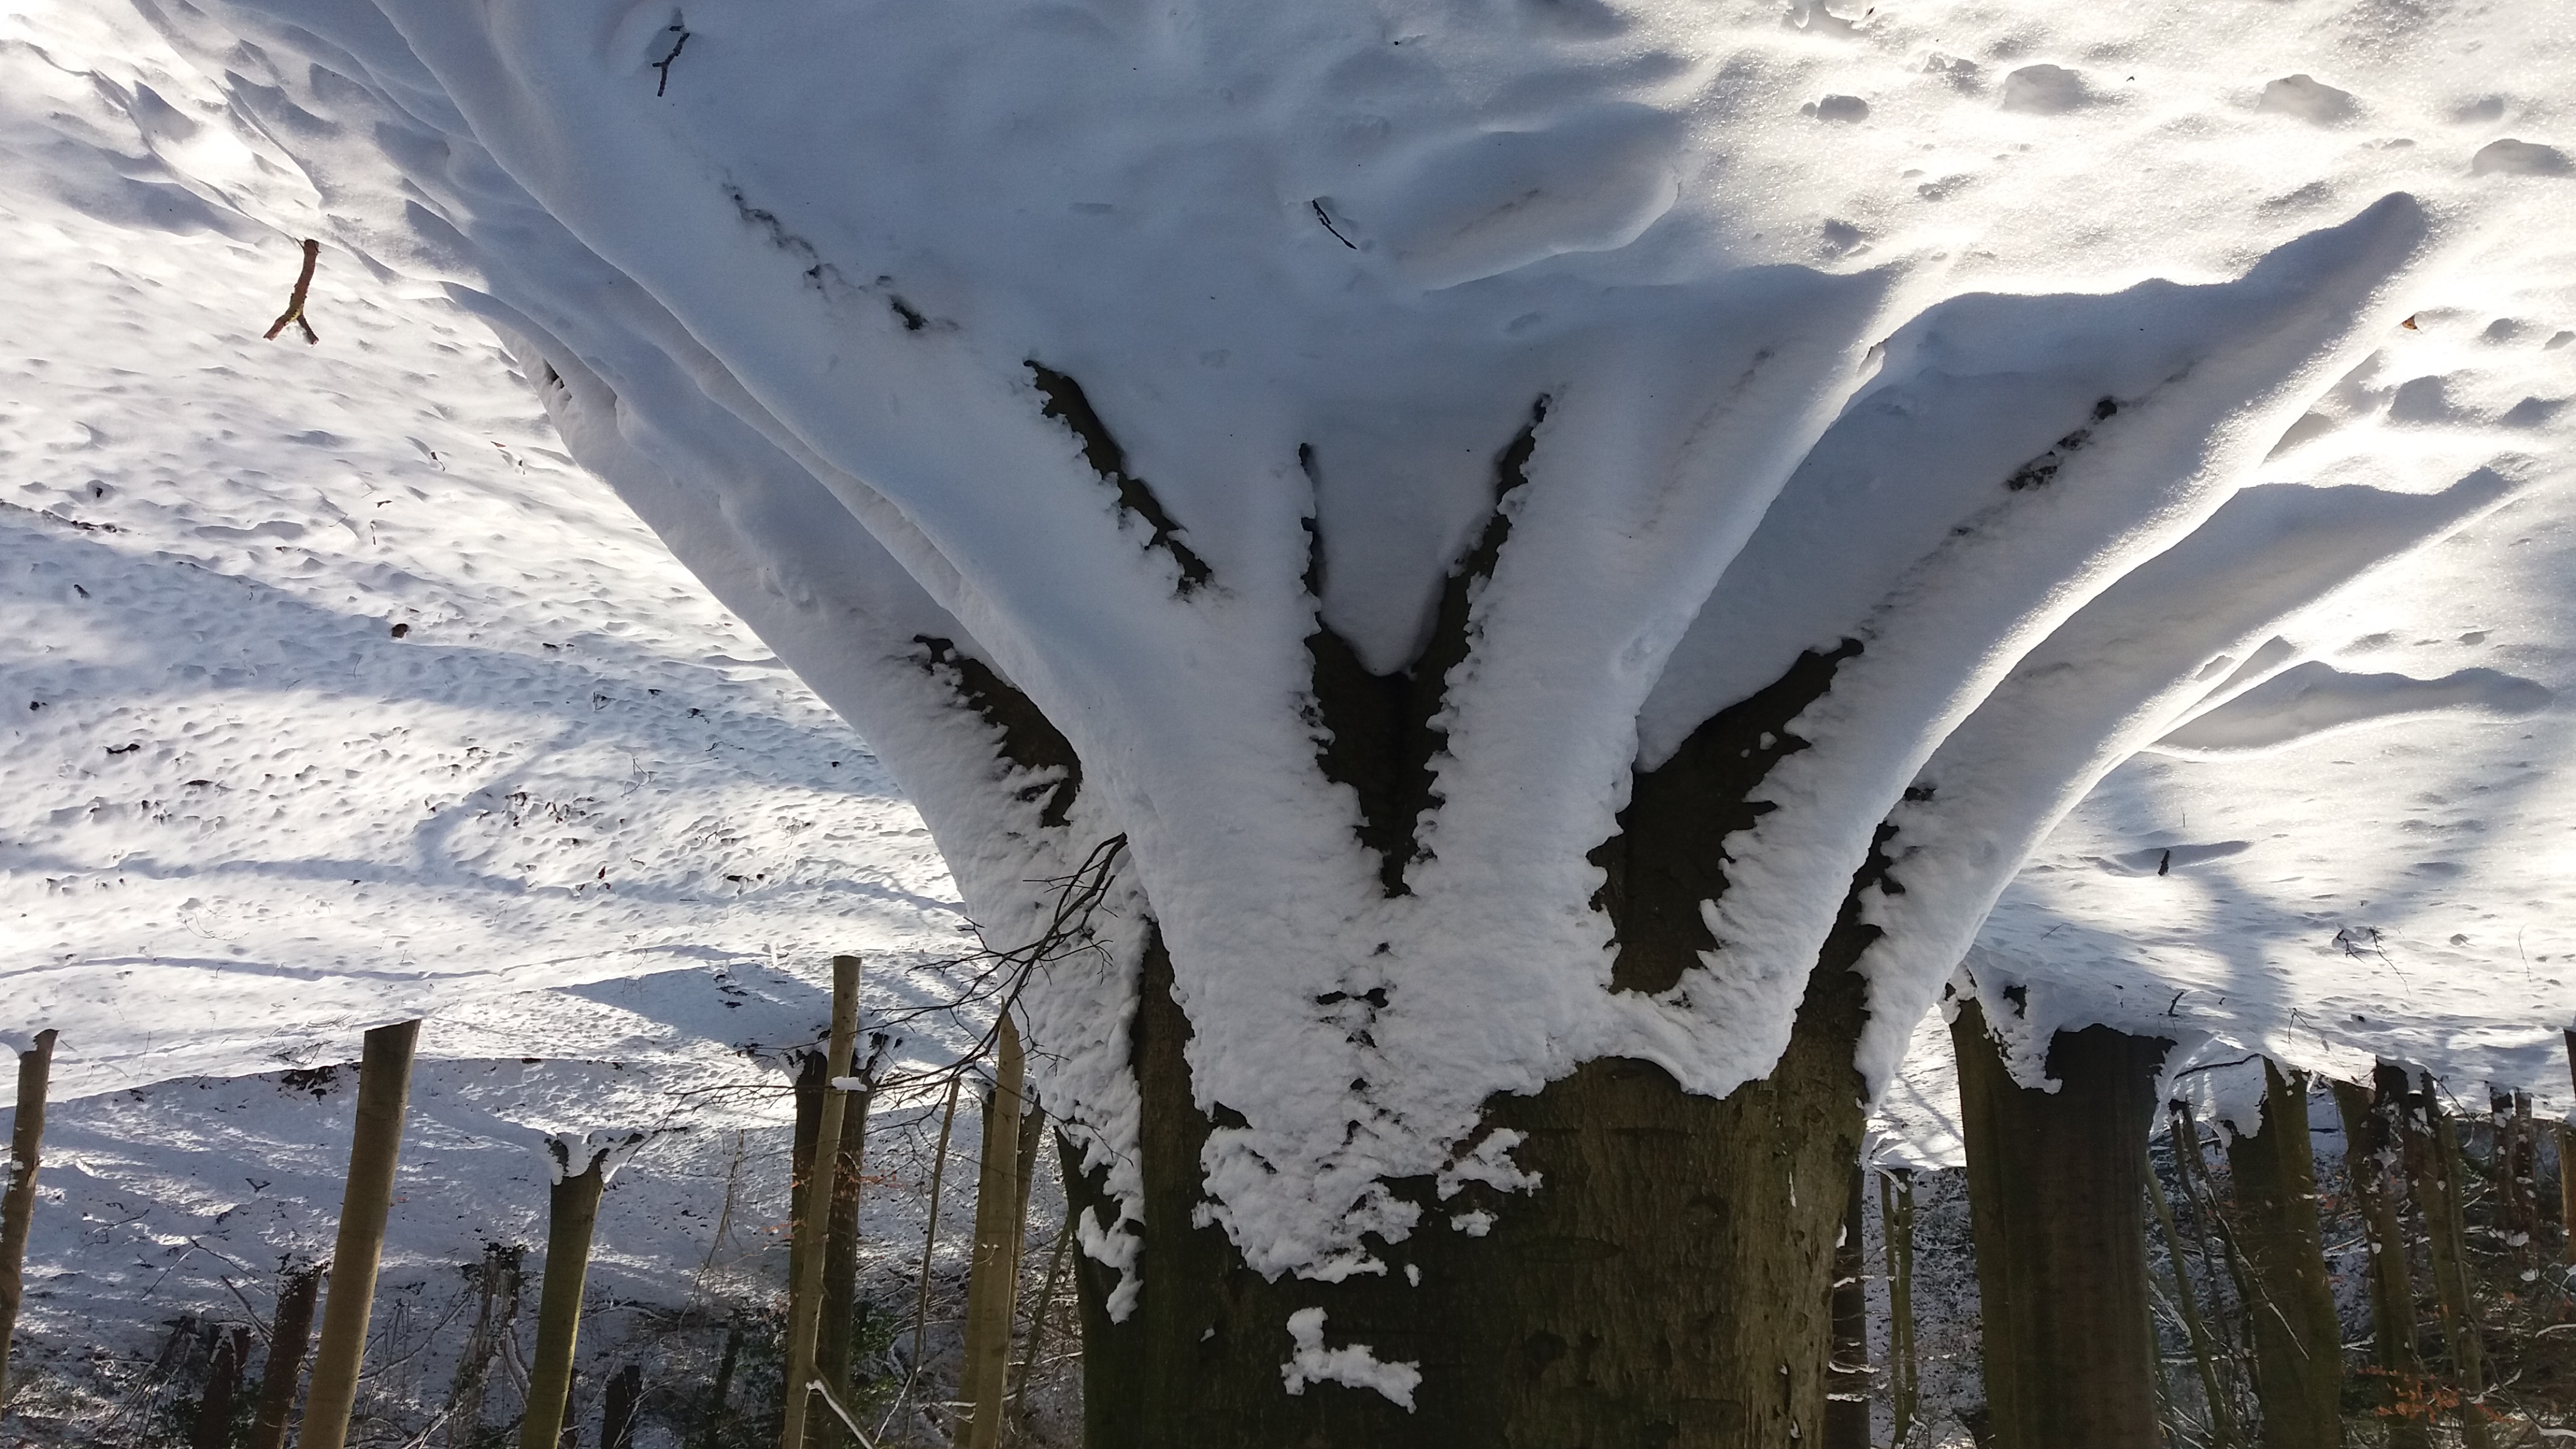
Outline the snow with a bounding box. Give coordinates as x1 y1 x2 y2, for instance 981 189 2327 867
6 0 2576 1302
1279 1307 1422 1412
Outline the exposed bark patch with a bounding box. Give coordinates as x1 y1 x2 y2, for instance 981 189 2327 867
1592 640 1862 993
1301 402 1546 894
914 636 1081 827
2003 394 2120 490
1028 364 1212 593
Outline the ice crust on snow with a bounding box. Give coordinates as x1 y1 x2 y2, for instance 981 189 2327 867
6 0 2575 1291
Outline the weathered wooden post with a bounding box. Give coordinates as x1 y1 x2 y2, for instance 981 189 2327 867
780 954 860 1449
520 1146 611 1449
297 1019 420 1449
2331 1075 2429 1449
2223 1060 2344 1449
1952 997 2173 1449
245 1261 323 1449
1880 1168 1919 1448
958 1013 1029 1449
0 1028 58 1415
2398 1066 2492 1449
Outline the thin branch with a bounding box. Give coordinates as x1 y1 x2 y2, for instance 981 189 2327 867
263 239 321 344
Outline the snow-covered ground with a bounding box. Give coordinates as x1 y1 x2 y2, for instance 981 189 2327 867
7 0 2576 1435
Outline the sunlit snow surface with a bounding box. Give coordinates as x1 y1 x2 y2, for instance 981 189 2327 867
0 2 966 1098
5 0 2576 1283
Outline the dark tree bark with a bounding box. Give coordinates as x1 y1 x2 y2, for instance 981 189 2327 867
2224 1061 2344 1449
1825 1159 1870 1449
0 1028 59 1413
300 1019 420 1449
2330 1076 2428 1449
1950 998 2172 1449
1070 915 1872 1448
245 1261 322 1449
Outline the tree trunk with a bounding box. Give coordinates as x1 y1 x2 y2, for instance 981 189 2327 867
1058 645 1885 1447
298 1019 420 1449
2224 1061 2344 1449
1068 913 1871 1448
781 954 859 1449
521 1161 608 1449
0 1028 57 1415
1825 1159 1869 1449
1950 997 2171 1449
959 1013 1029 1449
2330 1076 2429 1449
602 1362 643 1449
245 1261 322 1449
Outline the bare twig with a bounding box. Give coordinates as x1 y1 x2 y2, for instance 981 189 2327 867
263 240 321 344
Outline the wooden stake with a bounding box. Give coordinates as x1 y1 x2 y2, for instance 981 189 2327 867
958 1013 1028 1449
2401 1069 2492 1449
602 1362 643 1449
0 1028 58 1416
780 955 861 1449
245 1261 322 1449
520 1158 609 1449
2146 1154 2240 1448
912 1076 962 1377
819 1027 881 1444
2332 1075 2430 1449
296 1018 419 1449
2223 1061 2344 1449
1880 1168 1918 1448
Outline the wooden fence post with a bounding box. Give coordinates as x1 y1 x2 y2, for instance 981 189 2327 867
0 1028 59 1417
245 1261 323 1449
296 1019 419 1449
520 1154 609 1449
958 1013 1029 1449
780 955 860 1449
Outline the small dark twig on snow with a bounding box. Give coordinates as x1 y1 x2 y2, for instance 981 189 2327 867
263 238 321 344
651 26 690 96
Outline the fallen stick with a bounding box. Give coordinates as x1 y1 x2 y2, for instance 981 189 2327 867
263 239 321 344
